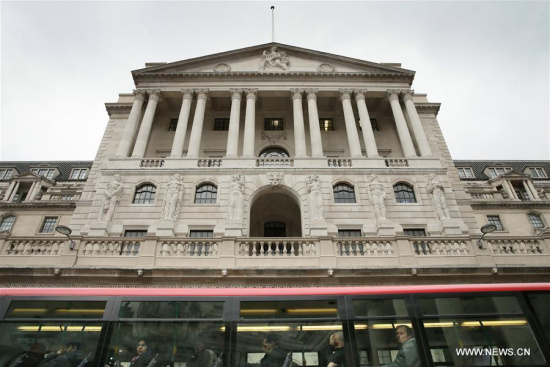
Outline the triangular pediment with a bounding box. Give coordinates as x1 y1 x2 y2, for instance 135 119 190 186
489 170 530 182
133 43 415 77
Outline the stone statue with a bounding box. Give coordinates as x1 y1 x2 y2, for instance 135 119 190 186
258 46 290 71
99 174 123 221
161 174 183 221
0 189 4 201
228 175 244 222
426 174 451 220
307 175 324 222
367 174 387 220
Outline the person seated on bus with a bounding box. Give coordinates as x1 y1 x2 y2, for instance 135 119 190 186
186 338 217 367
384 325 420 367
38 341 83 367
9 342 46 367
325 332 346 367
129 339 164 367
260 334 287 367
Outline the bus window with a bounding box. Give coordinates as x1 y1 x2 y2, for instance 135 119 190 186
419 296 522 316
119 300 224 319
5 300 107 319
526 292 550 343
240 300 338 319
353 298 408 317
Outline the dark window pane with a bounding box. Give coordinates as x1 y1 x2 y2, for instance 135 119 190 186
39 217 58 233
189 230 214 238
526 292 550 343
487 215 504 231
264 118 284 131
240 300 338 319
394 184 416 203
370 118 379 131
259 147 289 158
419 296 522 316
194 184 217 204
319 118 334 131
168 118 178 131
6 300 106 319
403 229 426 237
338 229 362 237
333 184 356 203
214 118 230 131
0 215 16 231
124 230 147 238
264 222 285 237
353 299 408 317
528 213 544 228
133 184 156 204
119 301 224 319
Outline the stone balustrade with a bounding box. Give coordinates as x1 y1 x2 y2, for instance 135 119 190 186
487 239 544 255
385 159 409 167
140 159 164 167
81 240 141 256
327 159 352 167
336 239 393 256
412 240 470 255
4 239 64 255
238 239 316 257
256 158 294 167
469 192 495 199
197 159 222 167
159 240 218 257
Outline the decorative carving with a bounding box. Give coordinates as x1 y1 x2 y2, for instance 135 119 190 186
290 88 304 100
228 175 244 222
386 89 400 102
353 89 367 101
426 174 451 220
261 131 287 144
133 89 147 101
258 46 290 72
318 63 335 72
307 175 324 222
401 89 414 102
305 89 318 101
230 89 243 101
99 175 123 221
339 89 353 101
367 174 387 220
213 63 231 72
244 89 258 101
537 188 546 199
147 89 161 101
195 89 209 100
181 89 194 101
0 189 4 201
499 187 509 199
161 174 184 221
267 172 284 189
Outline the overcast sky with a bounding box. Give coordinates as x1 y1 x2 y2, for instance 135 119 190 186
1 1 549 161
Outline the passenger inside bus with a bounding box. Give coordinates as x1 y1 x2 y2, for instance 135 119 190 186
383 325 420 367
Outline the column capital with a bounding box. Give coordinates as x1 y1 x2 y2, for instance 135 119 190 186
244 89 258 101
230 89 243 101
147 89 161 101
386 89 400 102
401 89 415 102
353 89 368 101
181 89 194 100
195 89 209 100
133 89 147 101
305 89 319 101
339 89 353 101
290 89 304 100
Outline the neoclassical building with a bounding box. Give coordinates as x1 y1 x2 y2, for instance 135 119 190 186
0 43 549 287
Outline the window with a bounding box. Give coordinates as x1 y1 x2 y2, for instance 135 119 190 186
338 229 362 237
133 184 156 204
259 147 289 158
39 217 58 233
487 215 504 231
528 213 545 229
319 118 334 131
168 118 178 131
394 183 416 203
189 230 214 238
333 183 356 203
264 222 286 237
69 168 88 180
213 118 230 131
403 229 426 237
457 167 475 179
124 230 147 237
487 167 511 178
264 118 283 131
0 215 16 231
31 168 55 179
194 184 217 204
0 169 13 180
370 118 380 131
528 167 547 179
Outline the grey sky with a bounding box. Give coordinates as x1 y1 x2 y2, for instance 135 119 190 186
1 1 549 161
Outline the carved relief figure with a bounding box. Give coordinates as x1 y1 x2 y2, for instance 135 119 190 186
228 175 245 222
99 174 123 221
426 174 451 220
267 172 284 189
367 174 387 220
161 174 184 221
0 189 4 201
258 46 290 71
307 175 325 222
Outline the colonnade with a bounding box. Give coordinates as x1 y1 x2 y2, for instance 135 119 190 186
115 88 432 159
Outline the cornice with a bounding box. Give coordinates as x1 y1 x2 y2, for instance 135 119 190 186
0 202 76 210
415 103 441 116
470 200 550 209
105 103 133 117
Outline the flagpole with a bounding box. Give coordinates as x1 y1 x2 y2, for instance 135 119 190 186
271 6 275 42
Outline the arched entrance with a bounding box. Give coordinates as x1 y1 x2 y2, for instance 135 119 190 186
249 190 302 237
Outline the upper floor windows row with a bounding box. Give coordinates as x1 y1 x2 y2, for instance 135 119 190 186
457 166 548 179
131 183 218 205
332 183 417 204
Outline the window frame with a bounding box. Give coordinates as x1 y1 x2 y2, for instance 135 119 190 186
132 183 157 205
528 167 548 179
38 216 58 234
457 167 475 179
69 168 89 180
487 167 512 178
189 230 215 238
337 229 362 237
403 228 427 237
370 118 380 132
124 230 148 238
264 118 284 131
168 118 178 131
333 183 357 204
194 183 218 204
393 183 417 204
486 215 505 231
528 213 546 229
30 168 56 180
0 215 16 232
213 118 230 131
0 168 14 181
319 118 334 131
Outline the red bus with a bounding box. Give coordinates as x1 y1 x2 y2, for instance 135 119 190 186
1 283 549 367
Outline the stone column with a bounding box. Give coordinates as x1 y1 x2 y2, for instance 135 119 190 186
186 89 209 158
526 180 541 200
2 181 16 201
242 89 258 157
25 182 39 201
7 182 20 201
387 90 417 157
291 89 307 157
354 89 379 157
402 90 432 157
306 89 324 157
131 90 161 158
116 90 147 157
169 89 194 158
503 180 517 199
339 89 363 157
226 89 243 158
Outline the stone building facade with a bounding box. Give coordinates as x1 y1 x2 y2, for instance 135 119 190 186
1 43 549 287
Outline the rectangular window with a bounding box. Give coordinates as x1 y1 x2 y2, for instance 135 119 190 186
370 118 380 131
403 229 427 237
124 230 147 238
70 168 88 180
39 217 58 233
264 118 284 131
6 300 106 319
168 118 178 131
457 167 475 179
529 167 547 179
319 118 334 131
31 168 55 179
487 215 504 231
338 229 362 237
213 118 230 131
119 301 224 319
0 169 13 180
488 167 511 178
240 300 338 319
528 214 545 229
189 230 214 238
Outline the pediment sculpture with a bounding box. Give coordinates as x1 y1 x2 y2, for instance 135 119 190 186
259 46 290 72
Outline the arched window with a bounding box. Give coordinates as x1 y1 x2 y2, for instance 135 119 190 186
195 183 217 204
0 215 15 232
528 213 545 229
333 183 356 203
133 184 156 204
394 183 416 203
259 147 289 158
